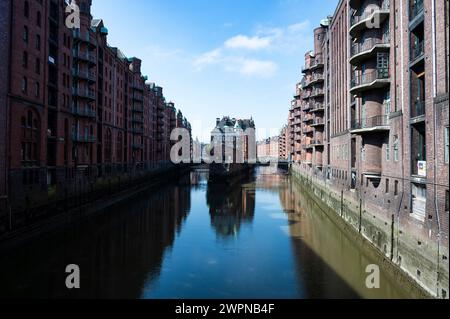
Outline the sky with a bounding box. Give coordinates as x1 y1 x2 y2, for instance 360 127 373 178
91 0 338 142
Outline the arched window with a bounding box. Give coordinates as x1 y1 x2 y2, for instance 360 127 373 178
21 109 40 166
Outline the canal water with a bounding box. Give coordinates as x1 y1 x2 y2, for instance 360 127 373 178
0 166 414 299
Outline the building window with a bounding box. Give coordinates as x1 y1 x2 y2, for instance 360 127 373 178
386 179 390 194
35 82 39 97
20 109 40 166
37 11 41 27
36 34 41 50
394 180 399 196
22 77 28 94
22 51 28 68
23 26 29 43
35 58 40 74
386 141 391 161
445 127 449 164
411 183 427 222
24 1 29 18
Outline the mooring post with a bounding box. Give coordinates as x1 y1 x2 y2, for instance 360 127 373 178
340 190 344 217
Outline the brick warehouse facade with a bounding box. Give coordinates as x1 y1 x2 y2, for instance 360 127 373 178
0 0 192 226
287 0 449 298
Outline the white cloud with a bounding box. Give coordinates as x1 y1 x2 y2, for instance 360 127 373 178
225 35 272 50
192 20 311 78
228 58 278 78
193 48 223 70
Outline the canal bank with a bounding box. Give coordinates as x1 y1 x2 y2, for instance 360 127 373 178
0 165 191 249
289 164 441 298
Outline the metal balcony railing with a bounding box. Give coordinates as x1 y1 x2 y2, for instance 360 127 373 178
351 38 390 57
351 68 389 88
71 107 96 118
72 69 96 81
72 134 96 143
72 88 96 100
410 0 424 21
411 100 425 118
410 40 424 62
351 115 389 130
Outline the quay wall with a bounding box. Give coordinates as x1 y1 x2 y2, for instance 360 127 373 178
290 163 448 299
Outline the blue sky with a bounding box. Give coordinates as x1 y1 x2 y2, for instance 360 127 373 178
91 0 338 142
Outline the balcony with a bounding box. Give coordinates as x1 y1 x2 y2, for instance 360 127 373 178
72 88 96 100
304 73 324 87
302 92 311 100
131 128 144 135
71 106 96 118
132 82 144 91
72 134 96 143
310 103 325 113
132 143 144 150
410 40 424 64
132 116 144 124
311 119 325 127
310 58 324 70
411 100 425 119
410 0 424 22
132 94 144 102
132 105 144 113
350 38 390 65
311 139 324 147
72 50 97 65
310 89 324 98
349 1 390 38
350 69 390 94
72 30 97 47
72 69 96 82
302 144 313 150
303 116 313 123
350 115 390 134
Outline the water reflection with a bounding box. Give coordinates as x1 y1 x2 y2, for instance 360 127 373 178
207 173 256 238
0 166 416 299
0 182 192 299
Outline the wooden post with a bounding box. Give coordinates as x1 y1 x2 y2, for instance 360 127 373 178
340 190 344 217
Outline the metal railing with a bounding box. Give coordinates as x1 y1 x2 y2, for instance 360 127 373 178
72 69 96 81
351 38 390 56
72 88 96 100
410 40 424 62
411 100 425 118
410 0 424 21
71 107 96 118
351 115 389 130
351 68 389 87
72 134 97 143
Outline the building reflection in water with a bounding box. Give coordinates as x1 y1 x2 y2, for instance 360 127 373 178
206 172 256 239
277 177 414 299
0 179 192 299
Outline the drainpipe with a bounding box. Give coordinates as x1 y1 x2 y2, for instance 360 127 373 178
431 0 442 298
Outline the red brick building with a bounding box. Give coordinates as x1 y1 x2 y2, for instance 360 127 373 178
287 0 449 297
0 0 191 220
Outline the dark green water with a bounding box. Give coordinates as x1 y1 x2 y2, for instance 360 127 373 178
0 166 413 298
